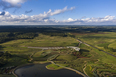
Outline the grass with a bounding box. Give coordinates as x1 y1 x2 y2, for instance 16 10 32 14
56 64 69 67
0 75 15 77
85 46 116 77
97 43 110 47
3 55 29 67
0 33 116 77
97 69 116 73
32 50 59 61
75 32 116 56
55 42 116 76
85 66 94 77
46 64 63 70
108 42 116 49
56 54 77 61
12 34 79 47
33 51 43 57
0 34 79 65
47 54 59 61
0 34 78 53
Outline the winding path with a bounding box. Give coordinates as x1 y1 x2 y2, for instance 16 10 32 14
29 52 34 62
83 63 88 77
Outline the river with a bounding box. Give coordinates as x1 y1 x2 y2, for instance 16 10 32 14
14 63 83 77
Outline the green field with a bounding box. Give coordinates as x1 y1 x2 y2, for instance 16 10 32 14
46 64 63 70
0 26 116 77
73 32 116 56
69 32 116 76
0 34 79 76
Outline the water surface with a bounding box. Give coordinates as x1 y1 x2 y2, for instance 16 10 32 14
15 63 83 77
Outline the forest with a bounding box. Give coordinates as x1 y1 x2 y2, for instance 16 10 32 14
0 26 116 43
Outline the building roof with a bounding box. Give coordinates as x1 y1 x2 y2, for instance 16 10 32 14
67 46 80 51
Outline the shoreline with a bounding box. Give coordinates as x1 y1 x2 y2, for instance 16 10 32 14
48 61 88 77
12 61 87 77
12 61 50 77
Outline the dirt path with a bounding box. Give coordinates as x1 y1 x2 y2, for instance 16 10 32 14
29 52 35 62
83 62 89 77
95 59 100 63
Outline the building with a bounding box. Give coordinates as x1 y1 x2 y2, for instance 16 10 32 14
67 46 80 51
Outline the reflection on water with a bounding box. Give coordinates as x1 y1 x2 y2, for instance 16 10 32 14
15 63 83 77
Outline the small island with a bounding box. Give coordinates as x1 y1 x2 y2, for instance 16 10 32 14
46 64 63 70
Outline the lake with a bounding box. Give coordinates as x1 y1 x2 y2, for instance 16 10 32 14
15 63 83 77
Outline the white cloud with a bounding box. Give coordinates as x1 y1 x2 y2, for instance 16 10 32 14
69 7 75 10
50 6 68 15
35 6 75 17
0 6 76 24
80 15 115 23
0 7 116 25
2 0 27 5
59 18 77 23
0 0 28 10
68 18 74 21
54 16 116 25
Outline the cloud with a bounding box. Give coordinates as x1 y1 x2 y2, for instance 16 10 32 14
2 0 27 5
50 6 75 16
0 7 116 25
0 6 75 24
69 7 75 10
0 11 5 15
50 6 68 15
51 16 116 25
0 0 27 10
25 9 33 14
80 15 115 23
28 6 75 20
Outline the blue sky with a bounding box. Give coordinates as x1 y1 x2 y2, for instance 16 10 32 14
0 0 116 25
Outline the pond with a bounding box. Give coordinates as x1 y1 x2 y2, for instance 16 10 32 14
15 63 83 77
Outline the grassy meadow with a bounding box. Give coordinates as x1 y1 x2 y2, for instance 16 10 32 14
67 32 116 76
46 64 63 70
0 33 116 77
0 33 79 76
0 26 116 77
0 33 79 66
72 32 116 56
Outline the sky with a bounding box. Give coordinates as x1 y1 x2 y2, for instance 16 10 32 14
0 0 116 25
